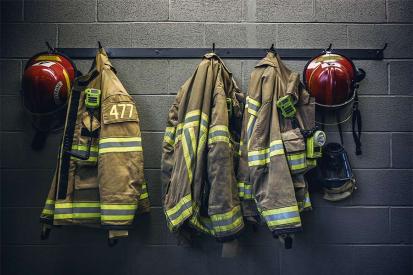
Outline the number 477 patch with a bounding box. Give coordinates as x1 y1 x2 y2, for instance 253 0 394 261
104 103 139 124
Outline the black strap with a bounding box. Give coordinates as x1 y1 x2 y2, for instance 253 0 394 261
352 94 362 155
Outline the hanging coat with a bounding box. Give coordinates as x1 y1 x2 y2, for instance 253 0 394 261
161 53 244 241
40 48 149 239
237 52 315 237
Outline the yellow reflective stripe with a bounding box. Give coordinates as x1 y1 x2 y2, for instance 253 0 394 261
248 158 270 166
189 127 196 153
42 209 54 215
208 136 230 144
262 205 299 216
100 137 141 143
35 55 62 62
248 148 270 156
247 96 261 108
55 202 100 208
71 145 99 152
101 215 134 221
185 110 201 119
209 125 229 133
54 213 101 219
166 194 193 227
163 136 174 146
214 215 243 233
267 216 301 227
62 68 71 92
99 147 142 153
287 153 306 160
166 194 191 217
182 130 193 182
101 204 137 210
140 192 149 200
45 199 55 205
210 205 240 222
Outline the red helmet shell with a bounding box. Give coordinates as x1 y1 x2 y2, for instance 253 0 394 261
22 61 72 113
22 52 77 114
304 53 356 108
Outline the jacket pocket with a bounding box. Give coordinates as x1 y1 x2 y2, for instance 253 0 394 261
281 128 307 175
74 164 99 190
71 111 100 166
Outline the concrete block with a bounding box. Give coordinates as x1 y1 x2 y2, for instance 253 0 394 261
98 0 168 22
142 132 163 169
277 24 347 48
0 60 21 94
1 0 23 22
1 169 54 207
254 0 314 22
304 207 390 243
205 24 248 48
324 96 413 132
0 95 26 131
351 169 413 206
111 59 169 95
348 24 413 58
1 23 57 58
280 245 353 275
255 24 278 48
170 0 242 22
128 245 207 275
1 245 130 275
131 23 204 48
24 0 96 22
0 132 61 169
59 24 131 48
392 133 413 168
324 132 391 169
387 0 413 23
353 246 413 275
354 60 388 95
389 61 413 95
315 0 386 22
133 95 174 131
390 208 413 243
203 245 280 275
145 169 162 206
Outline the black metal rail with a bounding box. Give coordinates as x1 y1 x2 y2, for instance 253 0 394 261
56 45 387 60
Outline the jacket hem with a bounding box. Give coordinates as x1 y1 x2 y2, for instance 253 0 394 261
271 226 302 237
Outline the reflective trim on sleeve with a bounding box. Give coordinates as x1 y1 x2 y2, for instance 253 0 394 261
243 184 253 199
54 201 101 220
247 140 284 166
286 152 307 171
299 192 312 211
42 199 55 216
208 125 230 145
238 181 245 198
139 182 149 200
210 205 244 235
197 113 209 154
165 194 193 227
101 204 137 221
70 145 99 162
183 110 201 128
163 126 176 146
247 96 261 116
247 116 257 143
99 137 142 154
261 205 301 228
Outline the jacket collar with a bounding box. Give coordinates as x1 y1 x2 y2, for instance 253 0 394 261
255 52 280 68
95 48 114 72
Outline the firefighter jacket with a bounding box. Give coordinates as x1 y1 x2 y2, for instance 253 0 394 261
161 53 244 241
40 48 149 239
237 52 315 237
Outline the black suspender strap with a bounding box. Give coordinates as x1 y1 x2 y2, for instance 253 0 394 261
352 93 362 155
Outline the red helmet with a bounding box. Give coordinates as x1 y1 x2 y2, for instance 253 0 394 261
304 52 365 108
22 52 77 114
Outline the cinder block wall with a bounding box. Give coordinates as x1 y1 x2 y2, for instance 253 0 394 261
1 1 412 274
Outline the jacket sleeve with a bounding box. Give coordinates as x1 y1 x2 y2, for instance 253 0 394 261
98 90 146 229
206 70 244 240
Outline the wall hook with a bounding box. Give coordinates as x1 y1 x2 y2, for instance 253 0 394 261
98 41 103 49
325 43 333 52
212 43 215 53
45 41 55 53
268 43 276 53
376 43 388 58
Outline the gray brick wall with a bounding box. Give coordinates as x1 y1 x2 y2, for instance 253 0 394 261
1 0 412 274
